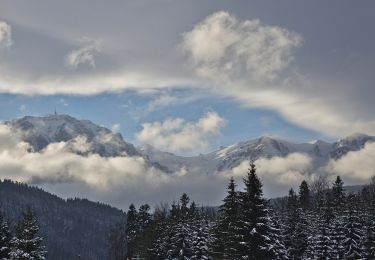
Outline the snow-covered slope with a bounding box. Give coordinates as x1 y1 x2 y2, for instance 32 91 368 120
330 133 375 159
138 135 375 174
5 114 375 175
6 114 140 157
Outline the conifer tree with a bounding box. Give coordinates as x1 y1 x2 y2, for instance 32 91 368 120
309 207 335 259
165 194 195 259
191 219 210 260
107 222 127 260
137 204 151 232
283 189 308 258
210 177 241 259
180 193 190 218
342 194 363 259
332 176 345 208
269 211 289 260
298 180 310 209
0 212 11 259
330 214 345 259
10 208 46 260
125 204 138 259
237 161 275 259
135 204 153 258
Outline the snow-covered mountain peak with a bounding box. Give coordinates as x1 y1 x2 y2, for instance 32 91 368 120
3 114 375 176
6 114 139 157
330 133 375 159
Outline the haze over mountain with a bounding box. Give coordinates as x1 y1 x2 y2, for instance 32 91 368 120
6 114 139 157
139 133 375 173
6 114 375 176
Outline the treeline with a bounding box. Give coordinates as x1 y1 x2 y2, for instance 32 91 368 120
0 179 125 259
109 162 375 259
0 208 46 259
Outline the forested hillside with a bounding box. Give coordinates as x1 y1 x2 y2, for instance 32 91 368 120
112 163 375 259
0 180 125 260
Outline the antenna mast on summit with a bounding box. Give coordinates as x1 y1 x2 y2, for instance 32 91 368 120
54 108 57 115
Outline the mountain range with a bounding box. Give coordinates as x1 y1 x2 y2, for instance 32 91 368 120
5 114 375 175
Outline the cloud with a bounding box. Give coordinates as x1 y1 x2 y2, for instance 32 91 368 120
111 123 120 133
0 4 374 138
65 38 101 69
218 153 314 194
146 94 178 113
181 11 375 137
181 11 302 82
326 142 375 184
136 111 226 154
0 20 12 48
0 121 373 208
0 124 230 208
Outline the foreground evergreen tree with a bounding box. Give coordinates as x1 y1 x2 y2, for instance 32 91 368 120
125 204 138 259
0 212 11 259
283 189 308 259
169 194 194 259
190 218 210 260
298 180 311 209
361 206 375 260
107 222 127 260
134 204 155 258
307 207 335 259
210 177 241 259
268 211 289 260
342 194 363 259
237 162 278 259
10 208 46 260
331 176 345 209
124 172 375 260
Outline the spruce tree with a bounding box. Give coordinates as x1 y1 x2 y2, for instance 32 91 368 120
135 204 153 258
332 176 345 208
298 180 310 209
137 204 151 232
210 177 241 259
107 222 127 260
269 211 289 260
330 214 345 259
309 207 335 259
283 189 308 258
191 219 210 260
0 212 11 259
237 161 275 259
166 194 195 259
342 194 363 259
10 208 46 260
125 204 138 259
361 208 375 259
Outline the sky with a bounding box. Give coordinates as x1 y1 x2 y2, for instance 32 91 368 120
0 0 375 208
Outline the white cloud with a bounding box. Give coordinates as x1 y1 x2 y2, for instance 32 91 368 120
181 11 302 82
0 20 12 48
218 153 313 193
65 38 101 69
111 123 120 133
326 142 375 184
146 94 178 113
0 122 373 208
0 124 229 208
0 6 373 138
136 111 226 154
181 11 375 137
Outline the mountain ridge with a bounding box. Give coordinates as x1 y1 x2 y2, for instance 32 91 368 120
4 114 375 174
